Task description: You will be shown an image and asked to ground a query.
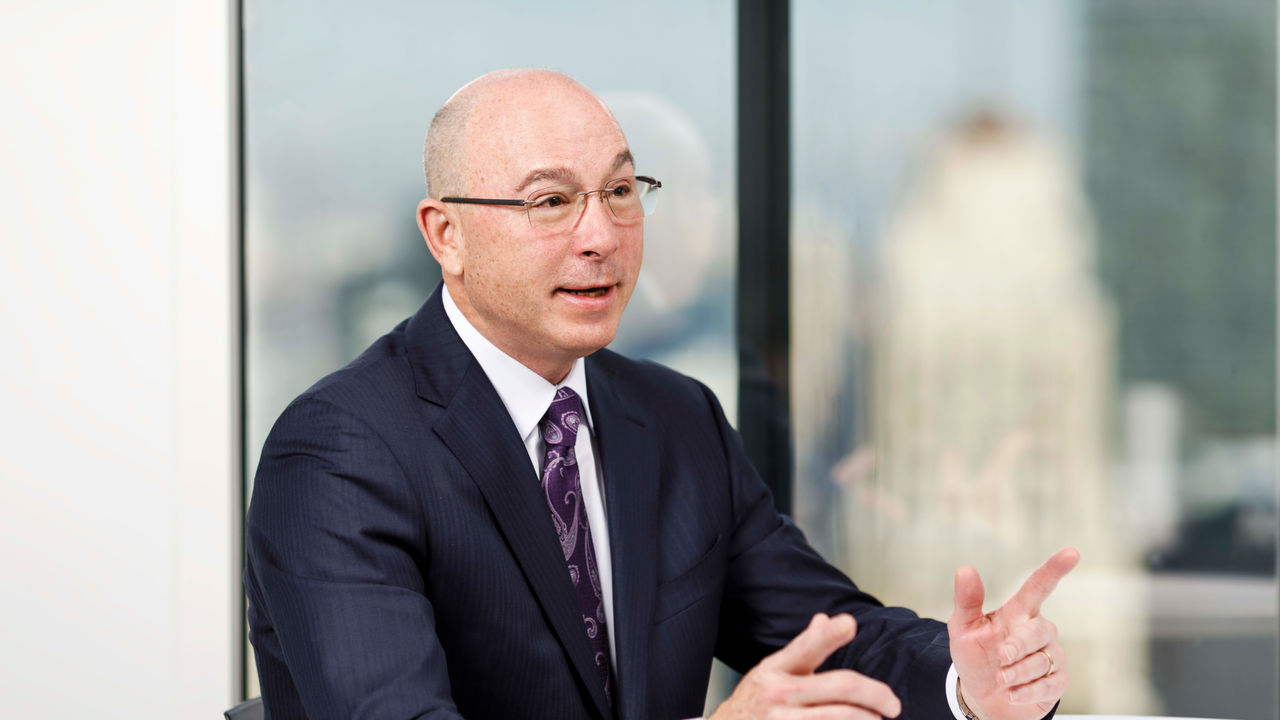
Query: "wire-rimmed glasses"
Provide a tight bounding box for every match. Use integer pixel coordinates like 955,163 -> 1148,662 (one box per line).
440,175 -> 662,232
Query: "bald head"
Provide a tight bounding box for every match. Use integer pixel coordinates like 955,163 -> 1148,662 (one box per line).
422,69 -> 624,199
414,69 -> 644,383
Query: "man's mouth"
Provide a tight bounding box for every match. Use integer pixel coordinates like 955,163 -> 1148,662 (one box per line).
561,286 -> 610,297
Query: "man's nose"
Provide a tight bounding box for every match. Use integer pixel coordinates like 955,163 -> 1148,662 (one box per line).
572,191 -> 621,258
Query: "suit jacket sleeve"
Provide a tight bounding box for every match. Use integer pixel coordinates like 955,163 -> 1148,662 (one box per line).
246,396 -> 463,720
698,382 -> 955,719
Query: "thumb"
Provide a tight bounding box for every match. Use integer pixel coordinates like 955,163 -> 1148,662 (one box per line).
765,613 -> 857,675
951,566 -> 986,628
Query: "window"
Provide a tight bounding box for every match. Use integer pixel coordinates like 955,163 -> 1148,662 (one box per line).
243,3 -> 1277,717
792,2 -> 1277,718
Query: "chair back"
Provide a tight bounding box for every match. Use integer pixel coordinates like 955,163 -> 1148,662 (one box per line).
223,697 -> 264,720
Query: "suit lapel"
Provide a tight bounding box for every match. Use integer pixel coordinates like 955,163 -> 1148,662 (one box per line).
409,288 -> 612,720
587,356 -> 658,720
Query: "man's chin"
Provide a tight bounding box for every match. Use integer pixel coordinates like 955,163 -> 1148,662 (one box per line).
559,327 -> 620,359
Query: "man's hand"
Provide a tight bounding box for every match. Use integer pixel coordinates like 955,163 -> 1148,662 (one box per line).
948,548 -> 1080,720
710,613 -> 902,720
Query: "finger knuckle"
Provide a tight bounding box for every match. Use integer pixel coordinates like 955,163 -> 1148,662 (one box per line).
759,680 -> 794,705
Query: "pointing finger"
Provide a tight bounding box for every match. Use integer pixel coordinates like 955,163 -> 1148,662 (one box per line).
950,565 -> 986,628
1009,547 -> 1079,617
765,613 -> 858,675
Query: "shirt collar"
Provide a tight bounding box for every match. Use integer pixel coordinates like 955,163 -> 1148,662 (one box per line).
442,284 -> 594,441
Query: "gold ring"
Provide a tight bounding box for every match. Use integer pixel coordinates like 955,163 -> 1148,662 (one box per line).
1038,649 -> 1055,678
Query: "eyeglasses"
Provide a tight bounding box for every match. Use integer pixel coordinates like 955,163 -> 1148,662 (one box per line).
440,175 -> 662,232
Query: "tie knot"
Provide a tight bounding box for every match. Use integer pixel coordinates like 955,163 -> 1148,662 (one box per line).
540,387 -> 585,448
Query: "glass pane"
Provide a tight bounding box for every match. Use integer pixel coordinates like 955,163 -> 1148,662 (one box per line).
243,0 -> 737,702
792,2 -> 1276,719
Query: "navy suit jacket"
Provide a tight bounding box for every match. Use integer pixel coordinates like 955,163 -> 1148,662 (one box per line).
246,285 -> 953,720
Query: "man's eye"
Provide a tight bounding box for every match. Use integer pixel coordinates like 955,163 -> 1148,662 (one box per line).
530,193 -> 570,209
609,183 -> 633,198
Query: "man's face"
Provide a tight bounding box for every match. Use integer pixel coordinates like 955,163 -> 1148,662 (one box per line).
448,79 -> 644,380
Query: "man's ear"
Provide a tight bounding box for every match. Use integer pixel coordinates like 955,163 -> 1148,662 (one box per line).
417,198 -> 464,277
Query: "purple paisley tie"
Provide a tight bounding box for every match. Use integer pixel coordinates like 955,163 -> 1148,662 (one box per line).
539,387 -> 612,706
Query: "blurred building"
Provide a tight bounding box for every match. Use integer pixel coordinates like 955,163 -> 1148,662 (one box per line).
840,116 -> 1153,713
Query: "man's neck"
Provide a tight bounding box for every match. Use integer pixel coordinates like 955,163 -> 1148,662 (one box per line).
441,282 -> 573,384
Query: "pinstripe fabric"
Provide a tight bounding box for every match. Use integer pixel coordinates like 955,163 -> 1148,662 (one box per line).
246,284 -> 955,720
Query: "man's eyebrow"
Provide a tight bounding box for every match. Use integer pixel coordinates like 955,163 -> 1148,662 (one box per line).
514,167 -> 575,195
610,150 -> 635,175
511,150 -> 635,195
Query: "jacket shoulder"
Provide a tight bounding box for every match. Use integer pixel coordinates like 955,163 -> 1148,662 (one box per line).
275,319 -> 420,429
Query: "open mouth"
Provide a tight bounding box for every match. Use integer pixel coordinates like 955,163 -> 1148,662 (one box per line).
561,287 -> 610,298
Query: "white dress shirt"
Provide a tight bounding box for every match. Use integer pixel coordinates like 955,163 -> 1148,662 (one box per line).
441,285 -> 963,720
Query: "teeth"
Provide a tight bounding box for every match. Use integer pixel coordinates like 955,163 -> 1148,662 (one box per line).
565,287 -> 607,297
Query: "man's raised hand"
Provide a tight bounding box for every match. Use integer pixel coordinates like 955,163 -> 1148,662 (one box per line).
948,548 -> 1080,720
710,613 -> 902,720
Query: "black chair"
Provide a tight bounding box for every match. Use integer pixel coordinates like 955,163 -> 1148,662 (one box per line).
224,697 -> 264,720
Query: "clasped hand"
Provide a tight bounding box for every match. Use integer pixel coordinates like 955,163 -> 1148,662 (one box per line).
709,548 -> 1078,720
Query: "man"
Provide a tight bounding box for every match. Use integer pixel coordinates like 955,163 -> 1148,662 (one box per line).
246,69 -> 1076,720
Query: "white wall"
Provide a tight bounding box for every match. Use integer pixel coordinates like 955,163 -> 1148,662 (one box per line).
0,1 -> 239,717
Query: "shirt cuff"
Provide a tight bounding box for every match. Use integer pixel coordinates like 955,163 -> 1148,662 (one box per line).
945,663 -> 968,720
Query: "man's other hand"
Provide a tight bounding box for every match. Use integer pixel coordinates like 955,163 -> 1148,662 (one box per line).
948,548 -> 1080,720
709,613 -> 902,720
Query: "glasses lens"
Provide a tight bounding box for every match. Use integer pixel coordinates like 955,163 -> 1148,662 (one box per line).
637,177 -> 660,217
604,176 -> 660,221
525,186 -> 582,228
